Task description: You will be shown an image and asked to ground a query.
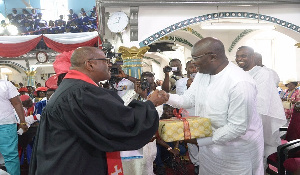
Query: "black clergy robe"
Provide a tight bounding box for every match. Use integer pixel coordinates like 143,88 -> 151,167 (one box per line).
29,78 -> 159,175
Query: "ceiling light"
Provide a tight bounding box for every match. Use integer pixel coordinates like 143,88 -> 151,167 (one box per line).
200,23 -> 275,30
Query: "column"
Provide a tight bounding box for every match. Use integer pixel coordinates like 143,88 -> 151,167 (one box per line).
25,69 -> 37,87
118,46 -> 150,79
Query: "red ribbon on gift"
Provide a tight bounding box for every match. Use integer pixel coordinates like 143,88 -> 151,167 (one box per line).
173,108 -> 192,140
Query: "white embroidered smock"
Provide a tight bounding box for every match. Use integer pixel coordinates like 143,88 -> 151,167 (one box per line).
167,62 -> 264,175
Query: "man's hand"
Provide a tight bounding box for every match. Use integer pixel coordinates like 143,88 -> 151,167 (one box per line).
187,78 -> 194,88
163,66 -> 171,74
134,81 -> 148,99
147,90 -> 169,107
116,69 -> 128,79
18,123 -> 29,133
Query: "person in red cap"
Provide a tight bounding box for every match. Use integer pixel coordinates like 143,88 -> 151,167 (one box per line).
20,95 -> 34,117
33,88 -> 55,116
33,87 -> 48,103
18,87 -> 28,95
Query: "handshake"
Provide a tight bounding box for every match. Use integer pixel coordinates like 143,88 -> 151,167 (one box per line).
147,90 -> 169,107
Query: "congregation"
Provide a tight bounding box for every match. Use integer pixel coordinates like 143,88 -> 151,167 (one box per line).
1,37 -> 300,175
1,7 -> 97,35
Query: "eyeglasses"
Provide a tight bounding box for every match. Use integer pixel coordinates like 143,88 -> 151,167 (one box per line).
85,58 -> 112,64
235,54 -> 249,59
192,53 -> 216,60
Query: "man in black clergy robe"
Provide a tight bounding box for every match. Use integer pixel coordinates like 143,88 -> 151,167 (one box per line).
29,46 -> 168,175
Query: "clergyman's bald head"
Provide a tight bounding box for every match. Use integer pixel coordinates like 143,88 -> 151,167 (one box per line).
71,47 -> 106,68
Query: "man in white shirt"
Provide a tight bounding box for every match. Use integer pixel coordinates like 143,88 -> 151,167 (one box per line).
175,60 -> 197,96
0,80 -> 28,175
162,59 -> 184,94
236,46 -> 287,167
253,52 -> 280,87
110,64 -> 137,97
165,37 -> 264,175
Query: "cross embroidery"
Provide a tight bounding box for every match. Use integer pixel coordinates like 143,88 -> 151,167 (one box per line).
111,165 -> 122,175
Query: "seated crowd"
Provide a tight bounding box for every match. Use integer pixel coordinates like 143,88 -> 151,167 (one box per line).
3,7 -> 97,35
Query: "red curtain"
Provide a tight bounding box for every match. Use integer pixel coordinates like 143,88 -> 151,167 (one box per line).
43,36 -> 99,53
0,36 -> 42,57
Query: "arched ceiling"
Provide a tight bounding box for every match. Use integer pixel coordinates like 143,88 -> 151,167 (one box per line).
139,12 -> 300,47
0,61 -> 27,73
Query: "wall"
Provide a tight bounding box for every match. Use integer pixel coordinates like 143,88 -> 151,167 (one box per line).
136,5 -> 300,43
67,0 -> 96,14
0,0 -> 40,16
103,4 -> 300,81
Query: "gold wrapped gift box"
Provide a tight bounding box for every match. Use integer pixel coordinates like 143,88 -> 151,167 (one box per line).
158,117 -> 213,142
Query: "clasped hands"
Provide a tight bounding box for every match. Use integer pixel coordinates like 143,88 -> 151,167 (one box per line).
147,90 -> 169,107
133,80 -> 169,106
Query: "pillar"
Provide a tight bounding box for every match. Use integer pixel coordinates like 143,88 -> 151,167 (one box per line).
118,46 -> 150,79
25,69 -> 37,87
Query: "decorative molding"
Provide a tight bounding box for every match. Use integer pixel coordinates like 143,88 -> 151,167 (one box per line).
159,36 -> 193,48
118,46 -> 150,79
118,46 -> 150,59
0,60 -> 27,73
139,12 -> 300,47
25,71 -> 37,76
130,6 -> 139,41
181,27 -> 204,39
121,64 -> 143,68
143,56 -> 161,65
228,29 -> 254,52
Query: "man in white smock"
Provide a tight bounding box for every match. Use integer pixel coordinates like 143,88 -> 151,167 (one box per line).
236,46 -> 286,166
165,37 -> 264,175
253,52 -> 280,88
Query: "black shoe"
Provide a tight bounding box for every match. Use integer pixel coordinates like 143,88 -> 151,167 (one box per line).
194,165 -> 199,175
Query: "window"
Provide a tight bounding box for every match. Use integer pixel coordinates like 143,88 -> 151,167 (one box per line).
40,0 -> 68,22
